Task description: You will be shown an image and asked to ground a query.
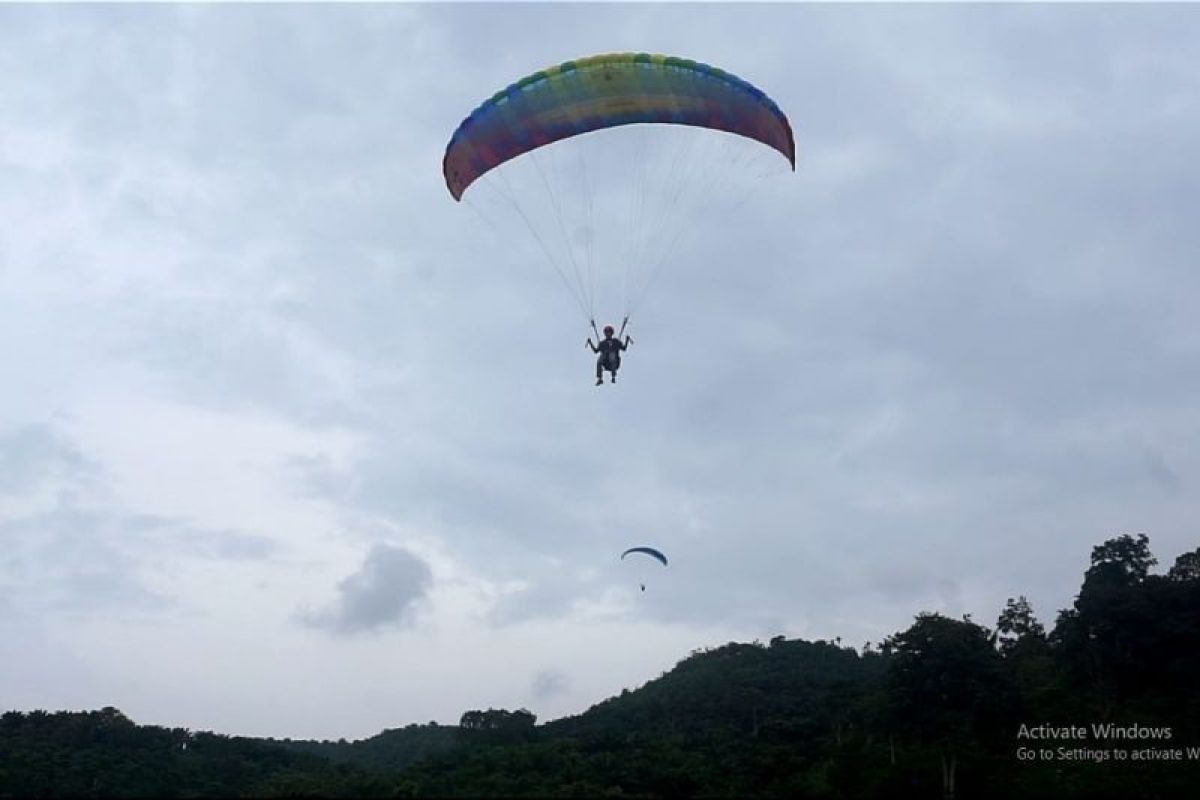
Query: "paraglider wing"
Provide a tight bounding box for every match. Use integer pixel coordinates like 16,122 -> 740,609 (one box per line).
621,546 -> 668,567
443,52 -> 796,200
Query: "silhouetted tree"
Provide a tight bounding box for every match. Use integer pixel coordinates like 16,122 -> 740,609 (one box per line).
884,613 -> 1012,800
1167,547 -> 1200,582
995,596 -> 1046,656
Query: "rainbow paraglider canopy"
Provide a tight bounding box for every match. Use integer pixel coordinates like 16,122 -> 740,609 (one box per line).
443,52 -> 795,201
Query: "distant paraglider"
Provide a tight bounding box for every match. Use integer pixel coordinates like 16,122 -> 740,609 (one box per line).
622,546 -> 668,592
621,546 -> 669,566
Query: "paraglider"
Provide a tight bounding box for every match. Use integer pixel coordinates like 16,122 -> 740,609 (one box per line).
587,321 -> 632,385
622,546 -> 668,591
443,53 -> 795,380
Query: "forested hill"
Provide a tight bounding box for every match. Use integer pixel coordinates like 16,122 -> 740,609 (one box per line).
544,637 -> 884,742
0,707 -> 392,797
4,534 -> 1200,798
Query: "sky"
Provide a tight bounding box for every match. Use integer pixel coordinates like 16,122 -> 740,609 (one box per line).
2,3 -> 1199,741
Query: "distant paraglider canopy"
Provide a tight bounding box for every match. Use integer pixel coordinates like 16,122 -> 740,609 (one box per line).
621,546 -> 669,567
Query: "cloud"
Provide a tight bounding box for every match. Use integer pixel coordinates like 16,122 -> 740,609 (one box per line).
0,419 -> 283,618
531,669 -> 569,702
2,504 -> 282,616
301,544 -> 432,635
1,506 -> 171,615
0,424 -> 98,502
1142,448 -> 1181,495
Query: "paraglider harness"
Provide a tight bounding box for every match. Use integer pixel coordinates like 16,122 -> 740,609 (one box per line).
588,318 -> 632,381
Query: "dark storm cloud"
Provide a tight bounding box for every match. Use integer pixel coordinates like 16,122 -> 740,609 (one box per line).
301,544 -> 433,635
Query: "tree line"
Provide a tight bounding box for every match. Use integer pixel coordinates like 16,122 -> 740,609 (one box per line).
3,534 -> 1198,798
